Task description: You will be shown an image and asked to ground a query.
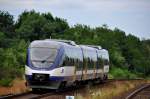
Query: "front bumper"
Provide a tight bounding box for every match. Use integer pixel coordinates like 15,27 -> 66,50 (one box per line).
25,74 -> 64,89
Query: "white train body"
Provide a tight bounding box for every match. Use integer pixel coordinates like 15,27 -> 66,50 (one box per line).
25,39 -> 109,89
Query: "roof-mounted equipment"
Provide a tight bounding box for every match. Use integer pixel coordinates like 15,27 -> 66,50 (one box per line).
45,39 -> 77,46
80,45 -> 102,49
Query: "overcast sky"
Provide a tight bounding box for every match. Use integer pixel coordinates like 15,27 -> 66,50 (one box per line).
0,0 -> 150,39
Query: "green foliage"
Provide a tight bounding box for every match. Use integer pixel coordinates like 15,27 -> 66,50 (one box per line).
15,10 -> 69,41
0,32 -> 5,47
110,67 -> 138,79
0,10 -> 150,86
0,11 -> 15,38
0,78 -> 13,87
0,37 -> 26,86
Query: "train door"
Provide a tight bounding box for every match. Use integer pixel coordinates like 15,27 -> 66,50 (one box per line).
93,49 -> 98,80
82,57 -> 88,80
101,49 -> 110,80
81,47 -> 88,81
102,50 -> 109,77
97,50 -> 104,79
101,57 -> 105,79
71,48 -> 77,82
93,59 -> 96,79
73,48 -> 83,82
73,58 -> 76,82
95,50 -> 99,79
75,59 -> 83,81
75,58 -> 79,81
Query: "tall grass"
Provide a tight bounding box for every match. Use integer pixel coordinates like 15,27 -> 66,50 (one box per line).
76,80 -> 148,99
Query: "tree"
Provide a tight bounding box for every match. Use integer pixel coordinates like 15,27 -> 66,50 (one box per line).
15,10 -> 69,41
0,11 -> 15,38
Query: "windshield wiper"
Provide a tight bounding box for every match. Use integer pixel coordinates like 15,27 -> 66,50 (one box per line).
41,54 -> 53,63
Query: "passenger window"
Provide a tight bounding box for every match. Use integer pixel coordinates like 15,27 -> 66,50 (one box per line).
66,57 -> 69,66
104,59 -> 109,65
68,57 -> 71,66
79,60 -> 83,70
71,58 -> 74,66
62,57 -> 66,66
91,59 -> 94,69
98,58 -> 103,69
76,59 -> 82,70
84,58 -> 87,69
87,58 -> 93,69
62,56 -> 70,66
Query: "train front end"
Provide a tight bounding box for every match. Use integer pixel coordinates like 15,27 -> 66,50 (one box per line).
25,40 -> 64,90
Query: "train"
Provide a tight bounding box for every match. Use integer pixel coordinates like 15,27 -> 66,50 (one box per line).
25,39 -> 109,90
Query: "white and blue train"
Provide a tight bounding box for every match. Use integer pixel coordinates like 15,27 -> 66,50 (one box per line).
25,39 -> 109,90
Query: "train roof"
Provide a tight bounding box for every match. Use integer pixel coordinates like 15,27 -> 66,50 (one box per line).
30,39 -> 107,51
80,45 -> 102,50
79,45 -> 97,51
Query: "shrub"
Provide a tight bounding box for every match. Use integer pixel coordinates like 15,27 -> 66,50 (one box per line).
110,67 -> 138,79
0,78 -> 13,87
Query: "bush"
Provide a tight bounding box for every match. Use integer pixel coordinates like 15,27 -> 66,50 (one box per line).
0,78 -> 13,87
110,67 -> 138,79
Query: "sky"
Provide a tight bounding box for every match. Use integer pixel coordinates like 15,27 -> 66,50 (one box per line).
0,0 -> 150,39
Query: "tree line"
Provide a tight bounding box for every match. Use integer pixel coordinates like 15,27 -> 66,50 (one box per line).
0,10 -> 150,86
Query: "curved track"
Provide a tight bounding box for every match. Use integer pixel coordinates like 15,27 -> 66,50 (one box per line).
0,91 -> 57,99
126,84 -> 150,99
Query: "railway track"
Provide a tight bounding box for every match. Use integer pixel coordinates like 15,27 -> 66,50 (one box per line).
126,84 -> 150,99
0,79 -> 145,99
0,90 -> 58,99
0,86 -> 79,99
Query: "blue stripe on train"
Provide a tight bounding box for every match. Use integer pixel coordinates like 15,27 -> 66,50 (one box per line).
25,75 -> 64,81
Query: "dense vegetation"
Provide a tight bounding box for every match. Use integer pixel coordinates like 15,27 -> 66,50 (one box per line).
0,10 -> 150,86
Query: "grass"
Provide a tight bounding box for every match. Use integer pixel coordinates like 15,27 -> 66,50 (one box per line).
75,80 -> 149,99
74,67 -> 146,99
0,78 -> 29,96
0,78 -> 13,87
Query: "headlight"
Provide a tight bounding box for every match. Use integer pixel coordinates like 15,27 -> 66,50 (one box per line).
33,73 -> 49,81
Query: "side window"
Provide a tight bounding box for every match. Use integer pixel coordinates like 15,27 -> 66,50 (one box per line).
62,56 -> 70,67
68,57 -> 71,66
79,59 -> 83,70
62,56 -> 66,66
87,58 -> 93,69
90,59 -> 92,69
73,58 -> 76,66
97,57 -> 99,69
98,57 -> 103,69
74,58 -> 76,66
104,59 -> 109,65
66,57 -> 69,66
84,57 -> 87,69
91,59 -> 94,69
75,58 -> 83,71
71,58 -> 74,66
76,59 -> 78,69
87,58 -> 90,69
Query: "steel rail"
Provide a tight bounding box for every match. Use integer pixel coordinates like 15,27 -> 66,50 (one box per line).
0,79 -> 145,99
0,92 -> 32,99
125,84 -> 150,99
